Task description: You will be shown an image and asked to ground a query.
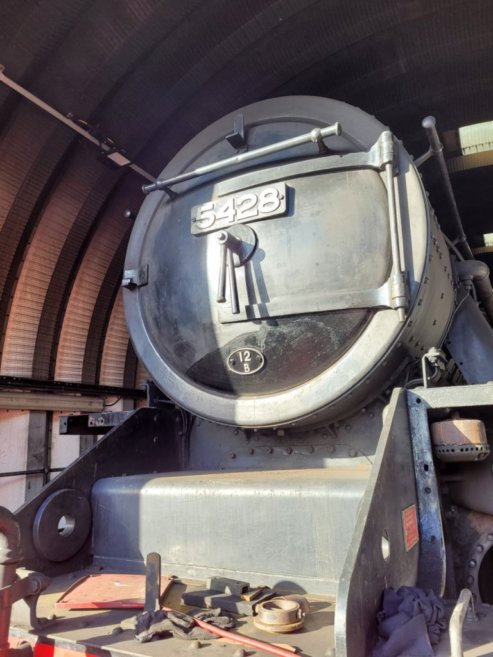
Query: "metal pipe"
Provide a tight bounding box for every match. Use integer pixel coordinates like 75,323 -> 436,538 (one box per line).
422,117 -> 473,260
456,260 -> 493,325
161,606 -> 299,657
0,468 -> 63,478
0,507 -> 22,657
0,65 -> 155,183
449,588 -> 474,657
143,123 -> 342,194
0,375 -> 145,399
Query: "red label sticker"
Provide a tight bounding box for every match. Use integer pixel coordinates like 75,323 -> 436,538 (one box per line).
402,504 -> 419,551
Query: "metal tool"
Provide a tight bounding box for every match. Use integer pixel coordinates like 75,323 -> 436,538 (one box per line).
144,552 -> 161,613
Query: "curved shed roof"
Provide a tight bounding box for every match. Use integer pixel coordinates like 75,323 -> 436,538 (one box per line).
0,0 -> 492,389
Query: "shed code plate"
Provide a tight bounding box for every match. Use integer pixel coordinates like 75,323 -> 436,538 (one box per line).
226,347 -> 265,375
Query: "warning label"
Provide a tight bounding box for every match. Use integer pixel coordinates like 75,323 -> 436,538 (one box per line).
402,504 -> 419,551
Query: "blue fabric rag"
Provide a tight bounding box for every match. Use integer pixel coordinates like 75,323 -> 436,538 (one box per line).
372,586 -> 446,657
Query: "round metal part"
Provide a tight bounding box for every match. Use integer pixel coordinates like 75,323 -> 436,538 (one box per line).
224,224 -> 258,267
431,419 -> 489,462
254,598 -> 304,633
226,347 -> 265,376
278,595 -> 310,615
124,96 -> 455,428
33,489 -> 92,562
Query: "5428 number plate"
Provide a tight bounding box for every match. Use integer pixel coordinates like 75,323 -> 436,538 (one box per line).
191,182 -> 287,234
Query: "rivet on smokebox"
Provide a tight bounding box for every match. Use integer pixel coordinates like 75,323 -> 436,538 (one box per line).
430,418 -> 489,462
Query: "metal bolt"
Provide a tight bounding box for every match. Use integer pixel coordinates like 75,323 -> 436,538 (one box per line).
234,429 -> 239,435
276,429 -> 285,437
469,559 -> 477,569
348,448 -> 357,457
488,533 -> 493,541
285,447 -> 293,455
248,448 -> 254,455
266,447 -> 273,454
369,411 -> 374,419
230,452 -> 236,459
345,424 -> 351,432
476,545 -> 484,553
322,432 -> 329,439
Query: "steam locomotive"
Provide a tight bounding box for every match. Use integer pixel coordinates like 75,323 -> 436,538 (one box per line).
6,96 -> 493,657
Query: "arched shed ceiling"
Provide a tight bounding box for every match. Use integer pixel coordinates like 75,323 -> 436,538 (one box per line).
0,0 -> 492,390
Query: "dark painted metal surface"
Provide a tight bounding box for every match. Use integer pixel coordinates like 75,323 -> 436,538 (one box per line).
14,408 -> 179,576
335,390 -> 419,657
59,411 -> 132,435
32,490 -> 92,562
0,376 -> 145,399
124,96 -> 454,428
446,295 -> 493,384
407,391 -> 446,596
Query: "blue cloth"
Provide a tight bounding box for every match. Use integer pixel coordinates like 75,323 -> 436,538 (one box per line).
372,586 -> 446,657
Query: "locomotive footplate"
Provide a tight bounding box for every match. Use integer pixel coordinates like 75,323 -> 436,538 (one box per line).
9,572 -> 493,657
10,572 -> 336,657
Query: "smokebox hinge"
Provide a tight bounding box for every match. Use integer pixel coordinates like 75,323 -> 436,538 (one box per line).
122,265 -> 148,289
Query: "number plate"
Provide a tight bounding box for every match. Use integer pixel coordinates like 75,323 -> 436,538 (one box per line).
191,182 -> 287,234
